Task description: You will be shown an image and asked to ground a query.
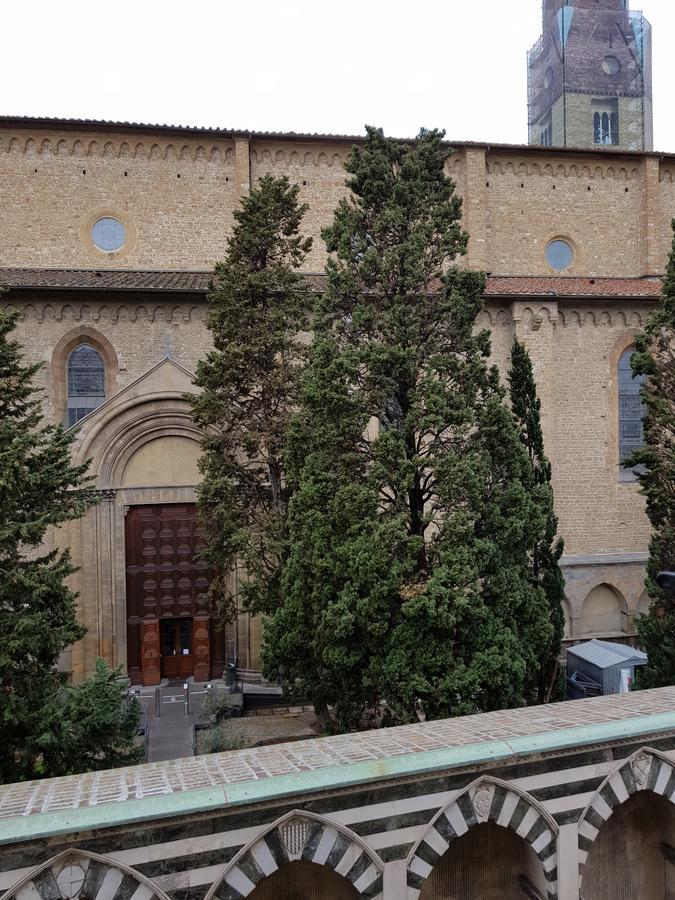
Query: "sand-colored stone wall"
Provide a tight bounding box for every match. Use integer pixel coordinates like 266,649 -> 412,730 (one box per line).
1,124 -> 674,277
9,292 -> 652,560
3,122 -> 672,676
0,129 -> 237,269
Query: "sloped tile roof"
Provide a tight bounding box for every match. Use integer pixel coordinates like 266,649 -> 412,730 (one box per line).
0,268 -> 212,292
1,116 -> 673,159
0,268 -> 663,299
484,276 -> 662,298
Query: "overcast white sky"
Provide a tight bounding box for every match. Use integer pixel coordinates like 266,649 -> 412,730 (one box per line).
4,0 -> 674,149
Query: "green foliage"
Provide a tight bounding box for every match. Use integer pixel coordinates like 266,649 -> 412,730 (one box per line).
190,175 -> 312,620
0,304 -> 100,782
508,339 -> 565,703
264,128 -> 553,731
629,221 -> 675,688
0,308 -> 141,782
196,726 -> 247,755
43,659 -> 143,776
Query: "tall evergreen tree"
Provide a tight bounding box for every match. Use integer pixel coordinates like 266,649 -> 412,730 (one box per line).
190,175 -> 312,620
629,222 -> 675,688
0,305 -> 95,781
264,128 -> 552,730
508,339 -> 565,703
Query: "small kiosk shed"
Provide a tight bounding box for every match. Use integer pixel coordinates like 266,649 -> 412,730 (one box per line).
566,639 -> 648,698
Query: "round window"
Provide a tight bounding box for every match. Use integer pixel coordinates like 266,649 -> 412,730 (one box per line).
546,239 -> 573,271
602,55 -> 621,75
92,216 -> 126,252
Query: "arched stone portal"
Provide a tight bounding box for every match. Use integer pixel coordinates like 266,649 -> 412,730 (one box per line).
205,811 -> 384,900
406,777 -> 558,899
61,358 -> 233,682
579,748 -> 675,899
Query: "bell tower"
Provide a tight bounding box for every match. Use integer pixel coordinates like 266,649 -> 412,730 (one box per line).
528,0 -> 652,150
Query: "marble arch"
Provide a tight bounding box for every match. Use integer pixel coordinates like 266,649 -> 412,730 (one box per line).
577,747 -> 675,869
1,848 -> 170,900
406,776 -> 558,899
204,810 -> 384,900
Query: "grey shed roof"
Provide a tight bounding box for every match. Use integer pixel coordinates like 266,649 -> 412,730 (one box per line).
568,639 -> 648,669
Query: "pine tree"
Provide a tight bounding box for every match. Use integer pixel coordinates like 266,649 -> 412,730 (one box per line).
264,128 -> 552,730
508,339 -> 565,703
190,175 -> 312,620
0,305 -> 98,781
629,221 -> 675,688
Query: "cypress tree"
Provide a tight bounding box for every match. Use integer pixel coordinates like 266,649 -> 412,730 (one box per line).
508,339 -> 565,703
190,175 -> 312,619
264,128 -> 552,730
0,305 -> 98,781
629,222 -> 675,688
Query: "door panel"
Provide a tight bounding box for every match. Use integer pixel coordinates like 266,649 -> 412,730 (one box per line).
125,504 -> 214,685
160,618 -> 193,680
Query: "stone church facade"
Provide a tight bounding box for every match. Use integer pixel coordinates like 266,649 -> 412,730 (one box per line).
0,116 -> 672,684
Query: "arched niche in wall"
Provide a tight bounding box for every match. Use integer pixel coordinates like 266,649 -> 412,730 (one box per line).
636,590 -> 652,620
579,583 -> 627,636
119,434 -> 202,487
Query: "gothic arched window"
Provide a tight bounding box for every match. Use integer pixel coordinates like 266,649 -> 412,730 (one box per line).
67,344 -> 105,426
618,348 -> 646,469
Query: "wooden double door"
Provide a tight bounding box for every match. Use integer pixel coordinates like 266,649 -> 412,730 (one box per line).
125,504 -> 225,685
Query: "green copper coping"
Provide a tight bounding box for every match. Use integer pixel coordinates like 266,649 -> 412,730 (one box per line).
1,709 -> 674,845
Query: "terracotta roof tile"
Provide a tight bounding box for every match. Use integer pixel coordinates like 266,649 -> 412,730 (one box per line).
0,268 -> 662,299
484,276 -> 662,298
0,268 -> 212,292
1,116 -> 673,158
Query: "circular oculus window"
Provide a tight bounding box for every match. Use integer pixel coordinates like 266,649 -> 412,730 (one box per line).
602,55 -> 621,75
92,216 -> 126,252
546,239 -> 574,271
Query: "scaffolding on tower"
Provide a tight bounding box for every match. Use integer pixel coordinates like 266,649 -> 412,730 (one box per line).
527,1 -> 652,150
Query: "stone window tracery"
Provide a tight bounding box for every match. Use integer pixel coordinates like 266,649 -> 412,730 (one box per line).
618,347 -> 646,474
67,344 -> 105,426
593,107 -> 619,145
